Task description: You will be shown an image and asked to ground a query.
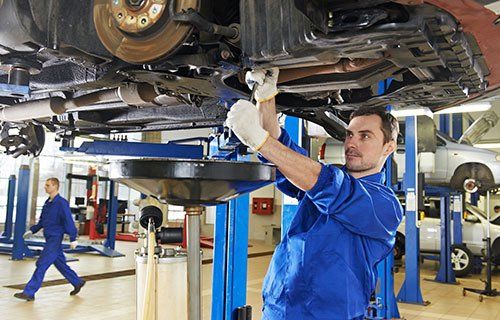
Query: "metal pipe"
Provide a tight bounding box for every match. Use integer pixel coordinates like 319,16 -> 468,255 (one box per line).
277,58 -> 383,83
0,97 -> 66,122
186,206 -> 202,320
0,84 -> 158,122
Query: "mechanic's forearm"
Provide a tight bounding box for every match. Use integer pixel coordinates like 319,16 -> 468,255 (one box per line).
257,98 -> 281,139
259,136 -> 322,191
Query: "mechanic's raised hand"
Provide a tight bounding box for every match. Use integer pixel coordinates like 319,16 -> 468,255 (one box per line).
245,67 -> 279,103
226,99 -> 270,151
23,230 -> 33,239
70,241 -> 78,249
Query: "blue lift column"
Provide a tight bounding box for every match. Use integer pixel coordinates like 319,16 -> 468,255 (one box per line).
211,133 -> 252,320
1,175 -> 16,241
100,180 -> 124,257
434,195 -> 457,284
452,195 -> 463,245
281,116 -> 302,237
397,116 -> 428,305
11,165 -> 35,260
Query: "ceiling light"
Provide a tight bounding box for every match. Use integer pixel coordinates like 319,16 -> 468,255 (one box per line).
435,103 -> 491,115
390,107 -> 433,118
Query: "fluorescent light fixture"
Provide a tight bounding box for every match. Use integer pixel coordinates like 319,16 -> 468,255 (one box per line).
473,143 -> 500,149
435,102 -> 491,115
390,107 -> 433,118
485,1 -> 500,15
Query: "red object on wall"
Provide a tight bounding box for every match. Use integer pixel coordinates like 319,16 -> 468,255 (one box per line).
252,197 -> 274,215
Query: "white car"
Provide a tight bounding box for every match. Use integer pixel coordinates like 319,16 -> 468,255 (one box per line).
319,131 -> 500,191
395,202 -> 500,277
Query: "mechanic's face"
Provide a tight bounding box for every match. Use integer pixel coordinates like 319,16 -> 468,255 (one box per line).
44,180 -> 58,195
344,115 -> 396,176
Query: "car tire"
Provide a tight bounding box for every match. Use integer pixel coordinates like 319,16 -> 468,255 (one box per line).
451,244 -> 474,277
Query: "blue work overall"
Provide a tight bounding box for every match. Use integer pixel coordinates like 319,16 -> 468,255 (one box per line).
23,194 -> 83,298
259,129 -> 403,320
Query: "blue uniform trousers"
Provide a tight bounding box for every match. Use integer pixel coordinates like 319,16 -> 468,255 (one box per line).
23,235 -> 82,297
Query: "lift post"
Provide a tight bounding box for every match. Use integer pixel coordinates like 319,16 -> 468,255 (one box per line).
396,116 -> 428,305
210,131 -> 252,320
11,165 -> 35,260
452,195 -> 463,245
434,194 -> 457,284
0,175 -> 16,241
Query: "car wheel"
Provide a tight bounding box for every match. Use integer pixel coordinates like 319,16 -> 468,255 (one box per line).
451,244 -> 473,277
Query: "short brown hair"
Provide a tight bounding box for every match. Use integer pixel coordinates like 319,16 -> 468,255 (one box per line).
350,106 -> 399,143
46,178 -> 60,189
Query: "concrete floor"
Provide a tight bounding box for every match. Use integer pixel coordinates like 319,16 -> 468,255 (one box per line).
0,239 -> 499,320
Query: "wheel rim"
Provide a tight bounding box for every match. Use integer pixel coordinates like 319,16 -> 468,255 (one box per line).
451,248 -> 469,271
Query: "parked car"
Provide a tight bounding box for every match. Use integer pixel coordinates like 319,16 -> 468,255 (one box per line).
319,130 -> 500,191
395,201 -> 500,277
0,1 -> 499,157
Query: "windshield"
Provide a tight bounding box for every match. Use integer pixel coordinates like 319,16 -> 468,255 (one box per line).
436,131 -> 459,143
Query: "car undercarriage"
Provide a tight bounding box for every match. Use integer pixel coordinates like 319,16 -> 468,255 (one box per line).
0,0 -> 498,157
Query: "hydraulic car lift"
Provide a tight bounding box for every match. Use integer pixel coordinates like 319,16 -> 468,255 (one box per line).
422,186 -> 463,285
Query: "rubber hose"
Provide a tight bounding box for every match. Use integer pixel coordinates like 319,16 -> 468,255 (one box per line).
141,229 -> 156,320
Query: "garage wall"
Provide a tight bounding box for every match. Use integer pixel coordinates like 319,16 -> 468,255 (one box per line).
248,184 -> 283,241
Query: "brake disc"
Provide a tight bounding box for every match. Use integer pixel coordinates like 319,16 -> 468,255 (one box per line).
93,0 -> 200,64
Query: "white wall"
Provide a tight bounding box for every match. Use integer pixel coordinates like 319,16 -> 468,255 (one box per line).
248,184 -> 283,241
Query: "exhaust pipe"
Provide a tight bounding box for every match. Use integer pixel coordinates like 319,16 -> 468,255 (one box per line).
0,84 -> 158,122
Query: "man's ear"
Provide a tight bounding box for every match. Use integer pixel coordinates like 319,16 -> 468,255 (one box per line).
383,140 -> 396,156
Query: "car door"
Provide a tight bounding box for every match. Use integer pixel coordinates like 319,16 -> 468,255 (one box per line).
393,134 -> 448,184
461,212 -> 486,255
420,201 -> 441,251
428,135 -> 448,182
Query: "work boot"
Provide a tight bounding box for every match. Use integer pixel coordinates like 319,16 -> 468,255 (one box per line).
70,280 -> 86,296
13,292 -> 34,301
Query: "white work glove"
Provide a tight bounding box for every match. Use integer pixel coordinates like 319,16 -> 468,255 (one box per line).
226,100 -> 270,151
70,241 -> 78,249
245,67 -> 279,103
23,230 -> 33,239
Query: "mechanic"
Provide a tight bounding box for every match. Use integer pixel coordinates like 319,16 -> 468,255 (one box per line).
226,68 -> 403,319
14,178 -> 85,301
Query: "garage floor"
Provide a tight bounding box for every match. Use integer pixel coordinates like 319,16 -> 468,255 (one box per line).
0,239 -> 499,320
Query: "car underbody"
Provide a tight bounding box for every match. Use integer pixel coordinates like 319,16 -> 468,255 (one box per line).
0,0 -> 498,156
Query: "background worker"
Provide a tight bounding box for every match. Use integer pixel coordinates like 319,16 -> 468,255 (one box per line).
14,178 -> 85,301
226,68 -> 403,319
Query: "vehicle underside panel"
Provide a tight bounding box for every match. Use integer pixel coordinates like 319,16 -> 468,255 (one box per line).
0,0 -> 497,156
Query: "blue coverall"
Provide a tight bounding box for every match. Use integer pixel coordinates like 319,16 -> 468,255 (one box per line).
260,129 -> 403,320
23,194 -> 83,298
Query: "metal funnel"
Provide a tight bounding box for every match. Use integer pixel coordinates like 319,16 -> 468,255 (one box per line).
109,159 -> 276,206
